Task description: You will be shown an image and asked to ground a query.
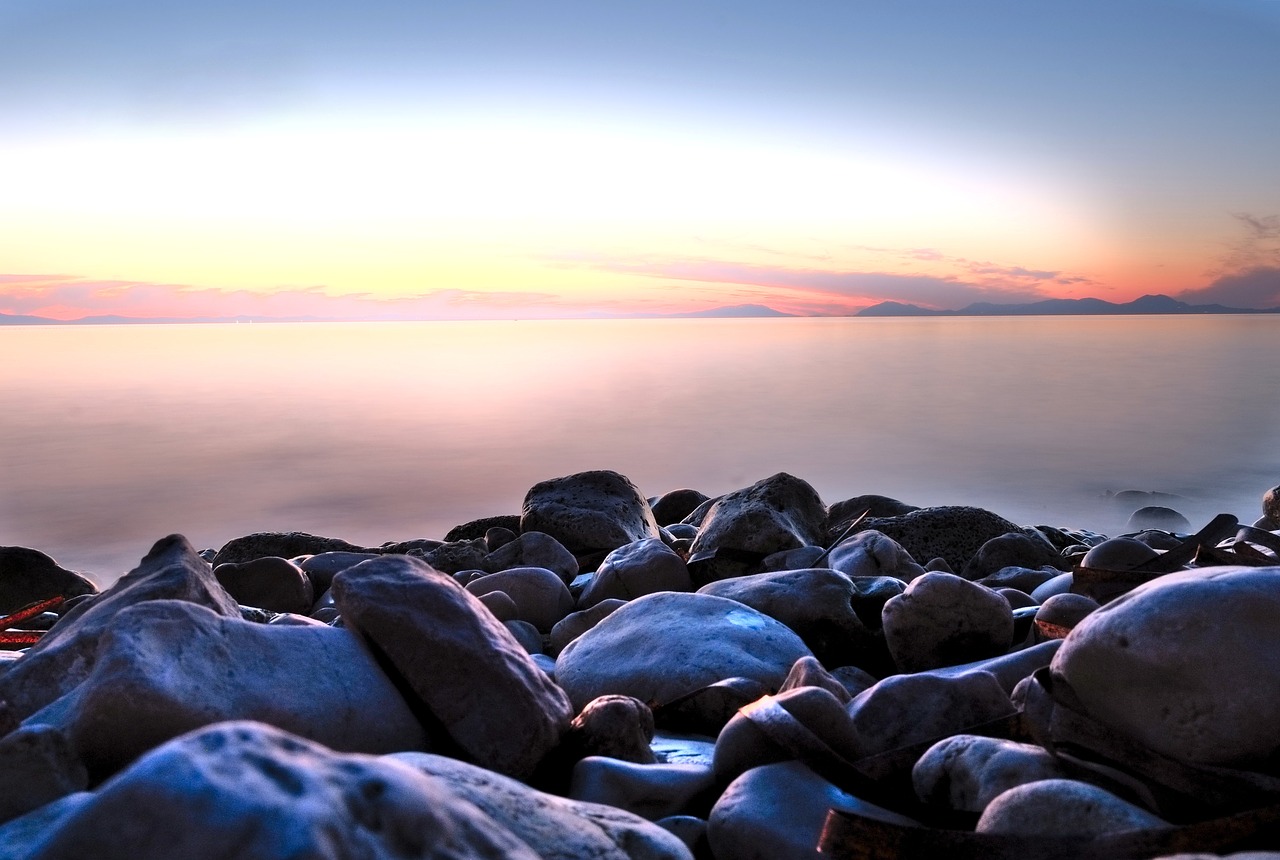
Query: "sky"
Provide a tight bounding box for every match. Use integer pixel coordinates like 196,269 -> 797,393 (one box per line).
2,0 -> 1279,319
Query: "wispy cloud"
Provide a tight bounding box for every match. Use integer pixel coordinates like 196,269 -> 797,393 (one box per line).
1177,266 -> 1280,309
1176,213 -> 1280,309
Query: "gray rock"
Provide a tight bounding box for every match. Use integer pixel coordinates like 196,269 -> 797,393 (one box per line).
580,538 -> 692,608
21,599 -> 427,779
550,599 -> 627,656
0,534 -> 241,732
830,665 -> 878,698
483,531 -> 579,583
521,470 -> 661,556
1127,506 -> 1192,533
0,547 -> 97,616
848,575 -> 907,630
1051,565 -> 1280,766
698,568 -> 875,668
486,526 -> 518,551
913,734 -> 1069,812
996,587 -> 1038,609
505,619 -> 545,654
297,551 -> 380,595
331,554 -> 573,780
478,589 -> 519,622
210,531 -> 369,567
556,591 -> 812,712
708,761 -> 918,860
853,506 -> 1023,574
961,531 -> 1065,580
687,473 -> 827,584
976,778 -> 1167,836
926,640 -> 1062,694
826,530 -> 926,582
713,686 -> 860,785
846,671 -> 1014,759
1031,571 -> 1074,602
759,546 -> 826,572
464,566 -> 575,632
392,751 -> 694,860
213,556 -> 313,614
570,757 -> 716,821
881,572 -> 1014,673
26,721 -> 544,860
0,725 -> 87,824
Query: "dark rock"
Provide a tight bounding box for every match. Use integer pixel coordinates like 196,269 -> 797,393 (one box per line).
570,757 -> 716,821
713,686 -> 860,785
483,531 -> 579,583
580,538 -> 691,608
961,531 -> 1066,580
332,554 -> 572,780
210,531 -> 368,567
0,547 -> 97,617
444,514 -> 522,542
520,470 -> 661,556
213,556 -> 313,614
465,566 -> 575,632
550,599 -> 627,656
650,489 -> 711,527
778,655 -> 853,704
827,494 -> 919,534
913,735 -> 1069,813
485,526 -> 518,552
976,779 -> 1167,836
564,695 -> 656,764
975,565 -> 1060,594
847,671 -> 1014,759
826,530 -> 926,582
881,572 -> 1014,673
415,538 -> 490,574
853,506 -> 1022,574
1034,593 -> 1099,637
1126,505 -> 1191,533
0,725 -> 87,824
296,551 -> 379,595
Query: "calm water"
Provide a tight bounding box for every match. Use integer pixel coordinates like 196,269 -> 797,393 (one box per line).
3,316 -> 1279,584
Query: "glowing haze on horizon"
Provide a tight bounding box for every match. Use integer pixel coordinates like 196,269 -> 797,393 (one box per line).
2,0 -> 1279,320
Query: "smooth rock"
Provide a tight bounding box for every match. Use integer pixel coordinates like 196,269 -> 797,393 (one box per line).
556,591 -> 812,713
848,575 -> 907,630
0,547 -> 97,616
1082,537 -> 1160,570
550,599 -> 627,656
686,473 -> 827,584
713,687 -> 860,785
882,572 -> 1014,673
465,566 -> 575,631
654,816 -> 708,858
210,531 -> 368,567
0,535 -> 241,731
213,556 -> 313,614
444,514 -> 522,542
483,531 -> 579,583
21,599 -> 427,779
830,664 -> 878,698
417,538 -> 490,574
708,761 -> 918,860
1035,592 -> 1100,636
0,725 -> 87,824
478,589 -> 519,622
913,734 -> 1069,812
846,671 -> 1014,759
1030,571 -> 1074,602
332,554 -> 573,780
571,757 -> 716,821
27,721 -> 543,860
778,655 -> 853,704
485,526 -> 517,551
651,678 -> 769,736
927,639 -> 1062,694
852,506 -> 1022,575
698,568 -> 875,668
977,565 -> 1062,594
505,619 -> 545,654
393,751 -> 694,860
826,530 -> 926,582
1127,506 -> 1192,533
827,495 -> 919,533
996,587 -> 1038,609
581,538 -> 692,608
1051,565 -> 1280,766
759,546 -> 826,572
521,470 -> 661,556
297,551 -> 380,595
650,489 -> 711,527
961,531 -> 1065,580
976,779 -> 1168,836
565,695 -> 657,764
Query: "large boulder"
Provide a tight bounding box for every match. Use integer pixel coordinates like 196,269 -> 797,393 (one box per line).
20,599 -> 427,779
210,531 -> 370,567
556,592 -> 812,712
580,538 -> 692,608
686,473 -> 827,584
0,547 -> 97,616
1051,565 -> 1280,766
826,530 -> 926,582
0,535 -> 240,731
13,721 -> 544,860
521,471 -> 661,556
697,569 -> 876,669
331,554 -> 573,780
881,572 -> 1014,673
852,507 -> 1022,574
213,556 -> 313,614
482,531 -> 579,583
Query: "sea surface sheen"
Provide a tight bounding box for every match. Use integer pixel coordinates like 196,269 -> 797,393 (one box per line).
3,315 -> 1278,583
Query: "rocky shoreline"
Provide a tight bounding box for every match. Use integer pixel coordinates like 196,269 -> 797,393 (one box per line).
1,470 -> 1279,859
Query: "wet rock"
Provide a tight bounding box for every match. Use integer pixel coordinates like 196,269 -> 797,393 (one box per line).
826,530 -> 926,582
650,489 -> 711,527
580,538 -> 692,608
27,721 -> 543,860
926,640 -> 1062,694
976,779 -> 1167,836
0,724 -> 87,824
564,695 -> 657,764
392,751 -> 694,860
847,671 -> 1014,759
1035,592 -> 1099,637
521,470 -> 661,556
0,547 -> 97,616
961,531 -> 1065,580
848,576 -> 907,630
464,566 -> 575,632
570,757 -> 716,821
686,473 -> 827,584
556,591 -> 812,712
210,531 -> 368,567
1127,506 -> 1192,533
881,572 -> 1014,673
708,761 -> 918,860
853,506 -> 1022,574
1052,565 -> 1280,766
21,599 -> 427,779
913,734 -> 1069,812
483,531 -> 579,583
0,535 -> 241,731
698,568 -> 875,668
332,554 -> 572,780
213,556 -> 313,614
650,677 -> 769,736
550,599 -> 627,656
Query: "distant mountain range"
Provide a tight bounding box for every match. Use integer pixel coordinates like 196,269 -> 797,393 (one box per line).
856,294 -> 1280,317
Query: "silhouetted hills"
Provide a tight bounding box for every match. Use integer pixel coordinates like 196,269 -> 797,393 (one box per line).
856,294 -> 1279,317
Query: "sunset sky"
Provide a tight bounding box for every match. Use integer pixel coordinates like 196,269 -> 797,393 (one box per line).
2,0 -> 1279,319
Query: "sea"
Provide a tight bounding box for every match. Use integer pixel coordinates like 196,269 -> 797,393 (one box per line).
4,315 -> 1279,585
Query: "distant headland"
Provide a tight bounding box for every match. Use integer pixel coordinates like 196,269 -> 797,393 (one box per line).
855,294 -> 1280,317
